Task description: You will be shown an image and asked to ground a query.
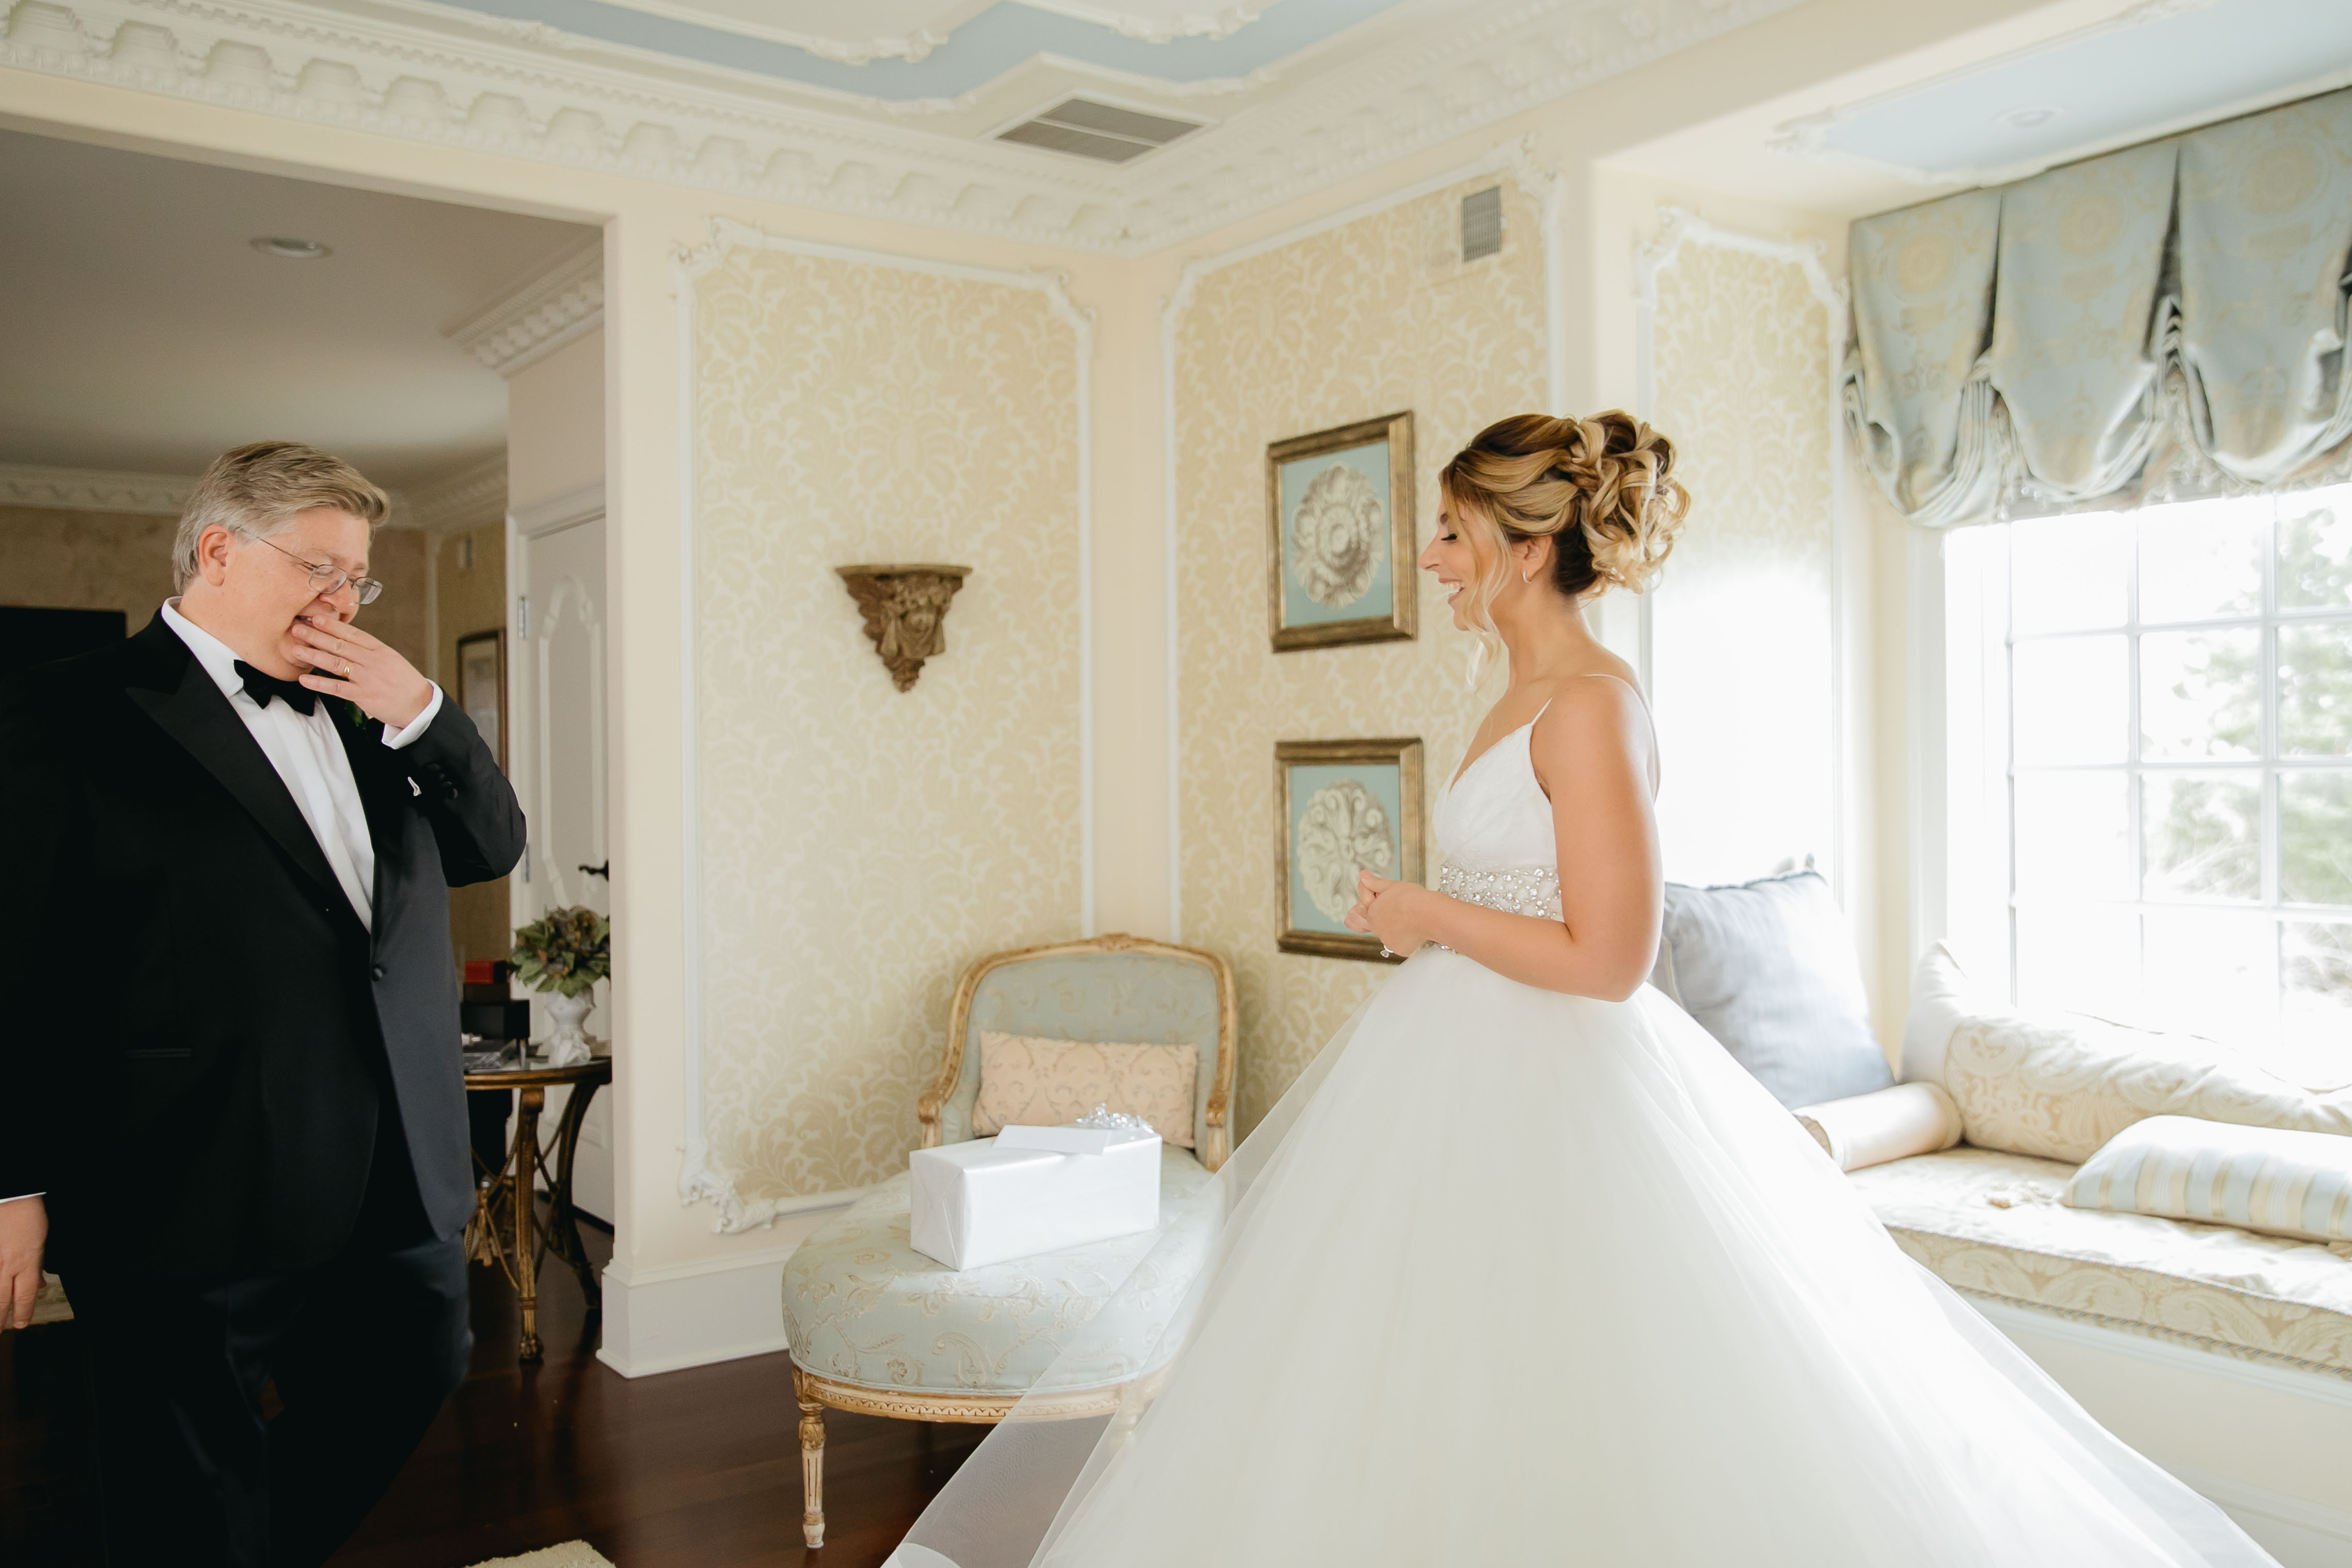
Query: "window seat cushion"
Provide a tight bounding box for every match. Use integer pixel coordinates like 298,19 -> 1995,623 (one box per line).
1850,1144 -> 2352,1379
1903,945 -> 2352,1165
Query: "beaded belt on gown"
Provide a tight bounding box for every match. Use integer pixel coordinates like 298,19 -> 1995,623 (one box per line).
1439,863 -> 1563,918
1416,864 -> 1562,953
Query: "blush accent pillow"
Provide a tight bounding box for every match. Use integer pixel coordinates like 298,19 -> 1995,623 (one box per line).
971,1033 -> 1199,1149
2065,1115 -> 2352,1244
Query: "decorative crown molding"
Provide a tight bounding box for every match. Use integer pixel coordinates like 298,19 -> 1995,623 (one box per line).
400,453 -> 507,530
445,236 -> 603,377
0,460 -> 193,514
0,0 -> 1796,256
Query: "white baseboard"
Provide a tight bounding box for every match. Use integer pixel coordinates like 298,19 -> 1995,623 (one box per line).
2172,1463 -> 2352,1568
1967,1296 -> 2352,1410
596,1201 -> 850,1379
1970,1297 -> 2352,1568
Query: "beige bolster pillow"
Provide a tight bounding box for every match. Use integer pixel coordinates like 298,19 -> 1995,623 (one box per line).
1794,1082 -> 1965,1173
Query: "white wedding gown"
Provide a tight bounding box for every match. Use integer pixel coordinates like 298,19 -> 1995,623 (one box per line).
893,716 -> 2278,1568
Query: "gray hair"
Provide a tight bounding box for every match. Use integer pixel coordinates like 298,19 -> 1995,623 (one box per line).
172,441 -> 390,591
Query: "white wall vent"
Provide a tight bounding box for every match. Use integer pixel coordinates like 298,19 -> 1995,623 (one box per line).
1461,186 -> 1504,262
996,98 -> 1205,164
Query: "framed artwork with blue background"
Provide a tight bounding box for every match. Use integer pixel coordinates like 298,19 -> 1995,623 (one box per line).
1275,737 -> 1425,962
1266,411 -> 1415,651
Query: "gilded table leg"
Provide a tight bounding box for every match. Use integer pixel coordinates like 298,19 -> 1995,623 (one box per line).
513,1085 -> 545,1364
796,1373 -> 827,1548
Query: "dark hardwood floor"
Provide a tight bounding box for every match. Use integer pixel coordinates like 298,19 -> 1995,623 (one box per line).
1,1218 -> 982,1567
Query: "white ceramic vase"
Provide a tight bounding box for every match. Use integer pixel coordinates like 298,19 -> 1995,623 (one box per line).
542,991 -> 594,1067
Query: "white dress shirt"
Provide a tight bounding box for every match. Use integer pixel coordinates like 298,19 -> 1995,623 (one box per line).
160,598 -> 442,930
2,606 -> 443,1207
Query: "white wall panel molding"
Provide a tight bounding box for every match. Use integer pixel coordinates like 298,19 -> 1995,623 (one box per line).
0,460 -> 192,514
0,0 -> 1793,255
671,218 -> 1094,1234
1158,135 -> 1561,943
445,236 -> 603,379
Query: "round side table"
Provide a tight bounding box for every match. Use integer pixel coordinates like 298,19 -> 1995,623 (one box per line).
462,1050 -> 613,1363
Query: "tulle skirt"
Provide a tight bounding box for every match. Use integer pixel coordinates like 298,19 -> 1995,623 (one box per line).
892,948 -> 2277,1567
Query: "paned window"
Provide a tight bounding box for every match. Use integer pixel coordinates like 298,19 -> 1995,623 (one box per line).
1943,485 -> 2352,1079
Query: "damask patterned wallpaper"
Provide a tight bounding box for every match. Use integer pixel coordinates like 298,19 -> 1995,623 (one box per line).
1645,240 -> 1838,889
691,244 -> 1085,1205
1174,177 -> 1550,1135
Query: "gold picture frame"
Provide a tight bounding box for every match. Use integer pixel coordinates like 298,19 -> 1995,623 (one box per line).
1266,411 -> 1416,651
1274,737 -> 1425,962
455,628 -> 506,773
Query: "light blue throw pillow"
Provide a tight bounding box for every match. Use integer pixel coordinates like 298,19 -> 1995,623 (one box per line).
1647,869 -> 1892,1110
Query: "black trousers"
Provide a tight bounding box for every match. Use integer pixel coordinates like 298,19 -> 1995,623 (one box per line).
59,1119 -> 472,1568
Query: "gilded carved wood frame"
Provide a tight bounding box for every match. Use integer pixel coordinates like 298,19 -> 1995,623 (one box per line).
917,931 -> 1241,1173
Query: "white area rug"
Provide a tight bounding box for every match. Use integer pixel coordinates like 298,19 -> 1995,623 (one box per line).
464,1544 -> 614,1568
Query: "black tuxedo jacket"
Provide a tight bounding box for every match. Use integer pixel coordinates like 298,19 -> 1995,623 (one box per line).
0,613 -> 526,1280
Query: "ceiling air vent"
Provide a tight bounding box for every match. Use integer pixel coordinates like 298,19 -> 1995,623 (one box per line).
996,98 -> 1205,164
1461,186 -> 1504,262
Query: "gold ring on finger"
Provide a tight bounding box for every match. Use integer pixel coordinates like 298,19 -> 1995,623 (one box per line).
344,660 -> 354,677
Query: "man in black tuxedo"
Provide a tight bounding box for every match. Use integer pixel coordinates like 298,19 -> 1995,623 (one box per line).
0,441 -> 526,1566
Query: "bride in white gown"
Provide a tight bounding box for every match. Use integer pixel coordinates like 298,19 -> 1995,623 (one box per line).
892,413 -> 2278,1568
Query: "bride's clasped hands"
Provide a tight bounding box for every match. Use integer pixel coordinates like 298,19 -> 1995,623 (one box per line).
1341,868 -> 1429,956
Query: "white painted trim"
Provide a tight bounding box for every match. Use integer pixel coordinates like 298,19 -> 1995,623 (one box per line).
669,219 -> 1094,1232
445,237 -> 606,380
1967,1295 -> 2352,1410
2170,1461 -> 2352,1553
0,461 -> 191,515
1907,524 -> 1949,963
1158,137 -> 1560,946
1629,206 -> 1851,899
1159,259 -> 1195,945
594,1200 -> 854,1376
511,478 -> 608,538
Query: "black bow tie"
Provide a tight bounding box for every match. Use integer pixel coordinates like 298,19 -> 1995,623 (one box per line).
233,660 -> 317,716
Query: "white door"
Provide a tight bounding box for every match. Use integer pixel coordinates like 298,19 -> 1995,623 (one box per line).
510,490 -> 611,1222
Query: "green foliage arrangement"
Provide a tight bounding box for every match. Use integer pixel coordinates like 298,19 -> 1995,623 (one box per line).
511,906 -> 610,999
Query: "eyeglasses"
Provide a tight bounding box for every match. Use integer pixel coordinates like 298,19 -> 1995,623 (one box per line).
257,535 -> 384,605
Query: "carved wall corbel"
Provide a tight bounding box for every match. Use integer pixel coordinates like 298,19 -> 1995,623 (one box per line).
836,564 -> 971,691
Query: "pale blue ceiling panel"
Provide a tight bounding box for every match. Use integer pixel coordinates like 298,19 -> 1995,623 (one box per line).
430,0 -> 1410,102
1824,0 -> 2352,176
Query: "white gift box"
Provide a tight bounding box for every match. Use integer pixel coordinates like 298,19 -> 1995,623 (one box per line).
908,1127 -> 1162,1271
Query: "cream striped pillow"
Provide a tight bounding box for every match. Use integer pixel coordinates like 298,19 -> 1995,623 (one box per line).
2064,1115 -> 2352,1244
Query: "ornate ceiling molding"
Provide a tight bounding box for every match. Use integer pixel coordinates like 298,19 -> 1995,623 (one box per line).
1036,0 -> 1269,44
576,0 -> 969,64
0,0 -> 1797,254
0,460 -> 193,513
445,234 -> 603,376
400,452 -> 507,529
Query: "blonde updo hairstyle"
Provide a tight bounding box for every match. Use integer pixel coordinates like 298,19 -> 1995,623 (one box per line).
1439,410 -> 1690,679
